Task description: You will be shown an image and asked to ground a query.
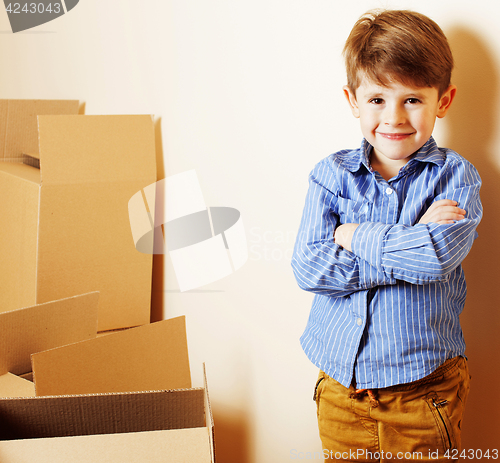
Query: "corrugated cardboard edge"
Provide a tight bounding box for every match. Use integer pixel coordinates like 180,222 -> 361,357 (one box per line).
0,367 -> 214,461
0,387 -> 205,439
203,363 -> 216,463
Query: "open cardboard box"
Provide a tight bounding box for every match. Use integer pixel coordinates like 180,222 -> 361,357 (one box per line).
0,100 -> 157,331
0,298 -> 215,462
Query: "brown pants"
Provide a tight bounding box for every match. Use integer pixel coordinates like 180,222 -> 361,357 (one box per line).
314,357 -> 470,462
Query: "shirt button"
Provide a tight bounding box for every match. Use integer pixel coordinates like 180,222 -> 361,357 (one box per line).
386,187 -> 393,195
356,318 -> 363,326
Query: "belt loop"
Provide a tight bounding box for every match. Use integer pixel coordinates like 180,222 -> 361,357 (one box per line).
349,389 -> 379,408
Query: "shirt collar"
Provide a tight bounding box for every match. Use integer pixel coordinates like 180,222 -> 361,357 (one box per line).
340,136 -> 446,173
409,137 -> 446,167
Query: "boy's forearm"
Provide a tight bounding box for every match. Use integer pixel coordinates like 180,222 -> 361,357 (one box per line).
336,162 -> 482,286
292,164 -> 398,295
335,199 -> 467,253
350,215 -> 480,285
292,224 -> 397,296
292,243 -> 396,296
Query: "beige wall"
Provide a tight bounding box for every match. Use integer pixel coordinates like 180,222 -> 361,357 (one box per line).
0,0 -> 498,461
445,24 -> 500,451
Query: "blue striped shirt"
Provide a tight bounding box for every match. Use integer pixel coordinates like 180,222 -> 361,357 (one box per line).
292,137 -> 482,389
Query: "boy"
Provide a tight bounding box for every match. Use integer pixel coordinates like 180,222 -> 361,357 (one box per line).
291,9 -> 482,462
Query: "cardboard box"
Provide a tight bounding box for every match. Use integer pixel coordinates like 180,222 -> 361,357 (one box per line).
31,315 -> 192,396
0,292 -> 99,380
0,99 -> 79,163
0,304 -> 215,463
0,107 -> 157,331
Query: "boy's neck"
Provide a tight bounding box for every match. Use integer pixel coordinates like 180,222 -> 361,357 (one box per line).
369,150 -> 411,182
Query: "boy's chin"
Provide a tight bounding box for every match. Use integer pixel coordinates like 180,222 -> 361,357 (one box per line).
372,147 -> 414,164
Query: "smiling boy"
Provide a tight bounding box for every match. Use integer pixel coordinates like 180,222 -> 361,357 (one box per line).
292,9 -> 482,462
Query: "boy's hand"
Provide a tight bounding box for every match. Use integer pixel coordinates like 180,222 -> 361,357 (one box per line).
334,200 -> 465,252
334,223 -> 359,252
418,199 -> 466,225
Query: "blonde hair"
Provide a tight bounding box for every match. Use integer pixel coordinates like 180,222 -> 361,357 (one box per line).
343,10 -> 453,97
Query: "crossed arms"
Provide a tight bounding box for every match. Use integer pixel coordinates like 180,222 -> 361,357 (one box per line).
291,159 -> 482,297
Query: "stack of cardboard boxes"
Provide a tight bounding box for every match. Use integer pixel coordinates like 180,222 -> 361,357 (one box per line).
0,100 -> 215,462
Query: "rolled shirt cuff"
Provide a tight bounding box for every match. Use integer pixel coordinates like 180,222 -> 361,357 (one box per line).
351,221 -> 392,271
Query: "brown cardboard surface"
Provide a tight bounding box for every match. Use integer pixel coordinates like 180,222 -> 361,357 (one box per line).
0,374 -> 35,398
32,316 -> 191,396
0,166 -> 40,312
36,182 -> 153,330
0,162 -> 40,183
0,428 -> 212,463
0,292 -> 99,376
37,115 -> 155,185
34,115 -> 156,331
0,100 -> 78,162
0,388 -> 205,439
0,111 -> 157,330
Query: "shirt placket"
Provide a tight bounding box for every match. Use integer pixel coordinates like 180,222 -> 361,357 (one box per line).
383,181 -> 400,224
352,175 -> 400,387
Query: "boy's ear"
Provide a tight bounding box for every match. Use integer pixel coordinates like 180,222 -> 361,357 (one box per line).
343,85 -> 360,118
437,85 -> 457,118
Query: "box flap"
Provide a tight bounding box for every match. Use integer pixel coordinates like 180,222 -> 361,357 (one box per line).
0,292 -> 99,377
0,162 -> 40,184
0,428 -> 212,462
0,100 -> 79,162
0,373 -> 36,398
0,388 -> 205,439
203,364 -> 216,463
37,115 -> 156,185
32,316 -> 191,396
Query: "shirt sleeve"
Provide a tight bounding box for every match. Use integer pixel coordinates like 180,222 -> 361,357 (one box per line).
291,160 -> 397,297
351,159 -> 482,285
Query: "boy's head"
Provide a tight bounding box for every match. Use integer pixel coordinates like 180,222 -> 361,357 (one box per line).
342,10 -> 457,170
343,9 -> 453,98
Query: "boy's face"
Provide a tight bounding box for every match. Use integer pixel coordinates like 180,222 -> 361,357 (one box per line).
344,77 -> 456,171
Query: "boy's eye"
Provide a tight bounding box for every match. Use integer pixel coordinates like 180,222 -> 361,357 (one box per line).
369,98 -> 384,105
406,98 -> 421,104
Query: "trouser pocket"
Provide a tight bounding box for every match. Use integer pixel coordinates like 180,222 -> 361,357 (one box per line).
313,372 -> 325,402
313,371 -> 327,422
425,393 -> 456,451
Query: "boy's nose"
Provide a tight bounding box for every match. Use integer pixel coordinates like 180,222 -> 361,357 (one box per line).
384,106 -> 406,126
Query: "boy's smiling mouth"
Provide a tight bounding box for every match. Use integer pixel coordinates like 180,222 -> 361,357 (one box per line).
377,132 -> 415,140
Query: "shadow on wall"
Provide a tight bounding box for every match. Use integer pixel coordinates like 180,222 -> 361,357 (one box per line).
446,26 -> 500,451
149,119 -> 252,463
151,117 -> 165,323
211,409 -> 251,463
